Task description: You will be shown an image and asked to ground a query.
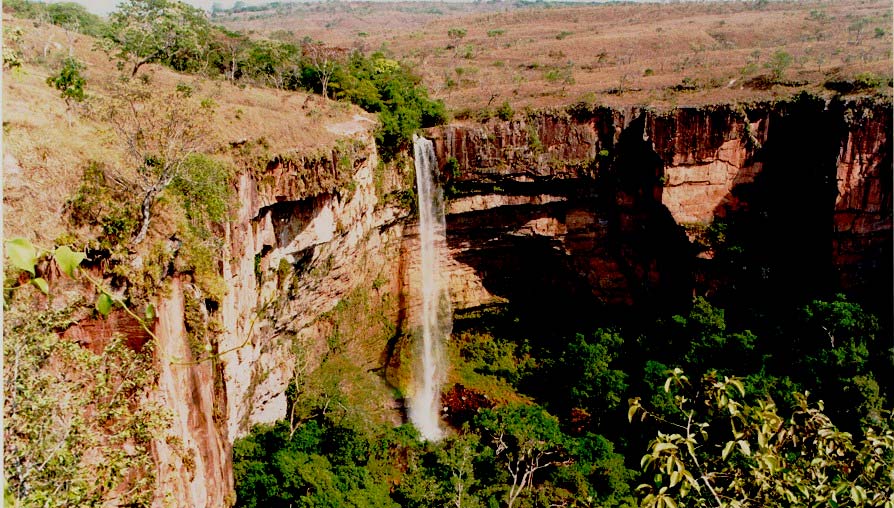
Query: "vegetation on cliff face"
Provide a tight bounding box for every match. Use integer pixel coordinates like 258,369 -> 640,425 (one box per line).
4,304 -> 166,507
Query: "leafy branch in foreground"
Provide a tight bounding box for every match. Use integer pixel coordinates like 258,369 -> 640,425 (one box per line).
3,238 -> 170,506
629,369 -> 894,508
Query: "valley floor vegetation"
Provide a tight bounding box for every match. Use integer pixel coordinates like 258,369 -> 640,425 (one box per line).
232,293 -> 893,508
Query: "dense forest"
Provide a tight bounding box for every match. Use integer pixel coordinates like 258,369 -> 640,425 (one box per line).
3,1 -> 893,507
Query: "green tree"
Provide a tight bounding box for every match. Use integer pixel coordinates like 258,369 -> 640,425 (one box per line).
207,27 -> 251,82
241,39 -> 300,89
764,50 -> 792,83
105,0 -> 212,76
333,52 -> 446,159
46,57 -> 86,104
303,41 -> 345,99
474,404 -> 571,508
629,369 -> 894,508
45,2 -> 108,36
793,295 -> 885,429
436,433 -> 483,508
559,330 -> 628,423
667,297 -> 757,374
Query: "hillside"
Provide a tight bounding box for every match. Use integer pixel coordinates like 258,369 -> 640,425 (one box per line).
3,14 -> 374,245
217,0 -> 893,111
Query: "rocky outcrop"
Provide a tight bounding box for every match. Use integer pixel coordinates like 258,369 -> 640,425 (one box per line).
832,102 -> 892,298
219,133 -> 412,441
429,96 -> 892,312
152,278 -> 231,508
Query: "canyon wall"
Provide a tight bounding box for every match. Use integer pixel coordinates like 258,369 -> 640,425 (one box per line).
144,132 -> 418,506
430,96 -> 892,315
83,95 -> 888,507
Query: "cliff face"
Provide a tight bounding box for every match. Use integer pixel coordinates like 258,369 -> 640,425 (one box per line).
140,132 -> 417,507
430,97 -> 892,313
77,97 -> 889,507
218,135 -> 411,441
833,103 -> 892,298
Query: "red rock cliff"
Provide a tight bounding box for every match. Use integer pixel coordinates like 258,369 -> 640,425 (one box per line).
429,96 -> 892,310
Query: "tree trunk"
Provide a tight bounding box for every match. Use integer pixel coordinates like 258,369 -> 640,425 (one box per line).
132,188 -> 157,245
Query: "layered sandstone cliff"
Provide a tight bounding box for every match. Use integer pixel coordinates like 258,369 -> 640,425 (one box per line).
429,96 -> 892,312
53,95 -> 889,507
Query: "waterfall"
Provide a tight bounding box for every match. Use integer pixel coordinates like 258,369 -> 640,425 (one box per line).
408,134 -> 450,441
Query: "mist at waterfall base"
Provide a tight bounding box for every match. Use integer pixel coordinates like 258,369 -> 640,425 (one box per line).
408,135 -> 451,441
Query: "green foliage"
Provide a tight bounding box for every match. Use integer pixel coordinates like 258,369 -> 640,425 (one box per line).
473,403 -> 571,508
234,417 -> 404,508
447,27 -> 468,41
555,31 -> 573,40
458,331 -> 534,386
790,295 -> 884,428
559,330 -> 628,423
4,306 -> 168,507
764,50 -> 793,82
105,0 -> 212,76
54,245 -> 86,277
825,72 -> 887,93
526,123 -> 543,153
630,370 -> 894,508
5,0 -> 108,36
168,154 -> 232,300
67,162 -> 140,247
667,297 -> 758,373
171,154 -> 233,227
46,57 -> 86,104
96,292 -> 114,316
497,100 -> 514,121
334,52 -> 446,159
6,237 -> 38,276
3,27 -> 25,70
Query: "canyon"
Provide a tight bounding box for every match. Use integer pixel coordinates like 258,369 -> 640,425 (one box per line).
28,94 -> 889,507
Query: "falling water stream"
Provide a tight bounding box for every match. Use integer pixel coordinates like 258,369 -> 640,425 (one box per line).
408,134 -> 450,441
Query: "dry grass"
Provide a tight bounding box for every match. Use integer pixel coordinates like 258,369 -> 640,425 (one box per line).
2,16 -> 373,244
214,1 -> 511,47
219,0 -> 893,112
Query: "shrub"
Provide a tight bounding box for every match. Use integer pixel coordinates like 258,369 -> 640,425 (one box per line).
447,27 -> 467,41
496,100 -> 514,121
764,50 -> 792,82
67,162 -> 139,248
46,57 -> 86,105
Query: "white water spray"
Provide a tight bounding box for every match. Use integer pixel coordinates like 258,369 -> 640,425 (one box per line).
408,134 -> 451,441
